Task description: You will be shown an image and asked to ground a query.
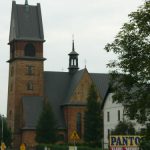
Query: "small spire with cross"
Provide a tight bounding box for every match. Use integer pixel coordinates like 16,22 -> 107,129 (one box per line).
72,34 -> 75,51
25,0 -> 28,5
84,59 -> 87,68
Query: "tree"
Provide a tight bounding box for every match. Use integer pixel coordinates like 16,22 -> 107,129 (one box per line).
104,1 -> 150,124
35,101 -> 57,144
140,123 -> 150,150
0,115 -> 12,146
84,84 -> 103,146
111,121 -> 135,135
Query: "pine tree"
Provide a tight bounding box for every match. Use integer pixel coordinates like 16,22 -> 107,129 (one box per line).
84,84 -> 102,146
35,101 -> 57,144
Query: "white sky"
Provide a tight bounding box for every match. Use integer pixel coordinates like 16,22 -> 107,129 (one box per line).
0,0 -> 144,115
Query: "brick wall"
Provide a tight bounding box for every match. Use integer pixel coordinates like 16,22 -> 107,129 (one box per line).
22,130 -> 37,146
63,69 -> 101,143
64,106 -> 85,143
7,41 -> 44,148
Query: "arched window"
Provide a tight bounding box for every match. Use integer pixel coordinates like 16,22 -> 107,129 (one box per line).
24,43 -> 36,57
76,112 -> 82,137
27,81 -> 33,90
74,59 -> 76,66
71,59 -> 74,66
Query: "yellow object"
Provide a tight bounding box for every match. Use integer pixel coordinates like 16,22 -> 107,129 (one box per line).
20,143 -> 26,150
70,130 -> 80,140
1,142 -> 6,150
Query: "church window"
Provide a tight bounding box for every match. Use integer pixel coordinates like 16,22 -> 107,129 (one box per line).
108,129 -> 110,139
118,110 -> 120,121
27,81 -> 33,90
74,59 -> 76,66
26,65 -> 34,75
76,58 -> 78,66
76,112 -> 82,137
24,43 -> 36,57
71,59 -> 73,66
107,112 -> 110,122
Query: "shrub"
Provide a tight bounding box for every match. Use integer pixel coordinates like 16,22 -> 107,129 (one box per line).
140,139 -> 150,150
36,144 -> 102,150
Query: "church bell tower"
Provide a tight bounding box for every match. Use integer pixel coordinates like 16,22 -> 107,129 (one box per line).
68,39 -> 79,74
7,0 -> 45,147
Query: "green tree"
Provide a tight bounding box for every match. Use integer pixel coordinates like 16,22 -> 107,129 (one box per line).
0,115 -> 12,146
35,101 -> 57,144
111,121 -> 135,135
84,84 -> 103,146
140,123 -> 150,149
104,1 -> 150,124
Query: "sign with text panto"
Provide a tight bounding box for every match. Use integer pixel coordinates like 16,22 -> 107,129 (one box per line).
109,135 -> 143,150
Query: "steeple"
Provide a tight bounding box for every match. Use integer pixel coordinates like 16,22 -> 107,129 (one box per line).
9,1 -> 44,43
68,37 -> 79,74
25,0 -> 28,5
72,34 -> 75,51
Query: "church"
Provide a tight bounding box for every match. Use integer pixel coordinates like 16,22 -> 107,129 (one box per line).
7,0 -> 109,147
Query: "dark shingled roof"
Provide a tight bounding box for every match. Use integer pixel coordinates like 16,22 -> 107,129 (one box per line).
22,96 -> 43,129
68,51 -> 79,55
22,69 -> 110,130
9,1 -> 44,42
64,69 -> 85,104
90,73 -> 110,99
44,70 -> 86,128
43,69 -> 110,129
44,71 -> 71,129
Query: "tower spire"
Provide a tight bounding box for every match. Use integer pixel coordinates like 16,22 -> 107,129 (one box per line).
72,34 -> 75,51
68,35 -> 79,74
25,0 -> 28,5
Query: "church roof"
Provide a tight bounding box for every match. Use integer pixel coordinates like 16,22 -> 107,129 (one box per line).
9,1 -> 44,43
22,69 -> 110,129
44,69 -> 110,129
90,73 -> 110,100
63,69 -> 85,104
22,96 -> 43,129
68,51 -> 79,55
43,69 -> 86,128
44,71 -> 71,129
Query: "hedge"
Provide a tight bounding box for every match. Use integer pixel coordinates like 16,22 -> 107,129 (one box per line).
36,144 -> 101,150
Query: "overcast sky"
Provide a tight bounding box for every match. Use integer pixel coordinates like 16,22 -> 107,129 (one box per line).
0,0 -> 144,115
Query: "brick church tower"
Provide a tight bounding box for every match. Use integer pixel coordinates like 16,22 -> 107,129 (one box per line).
7,0 -> 45,147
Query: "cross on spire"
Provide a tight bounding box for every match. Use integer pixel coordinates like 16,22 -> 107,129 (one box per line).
25,0 -> 28,5
84,59 -> 87,68
72,34 -> 75,51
